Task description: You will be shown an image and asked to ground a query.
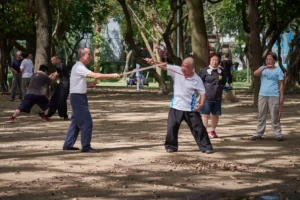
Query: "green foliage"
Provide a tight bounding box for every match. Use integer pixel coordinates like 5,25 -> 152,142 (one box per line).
233,70 -> 247,82
0,0 -> 36,38
7,69 -> 13,86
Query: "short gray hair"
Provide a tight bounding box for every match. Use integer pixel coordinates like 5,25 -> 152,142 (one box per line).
183,57 -> 195,67
78,47 -> 89,59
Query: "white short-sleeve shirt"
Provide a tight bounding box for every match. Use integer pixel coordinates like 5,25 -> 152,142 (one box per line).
20,59 -> 34,78
167,64 -> 206,111
70,61 -> 92,94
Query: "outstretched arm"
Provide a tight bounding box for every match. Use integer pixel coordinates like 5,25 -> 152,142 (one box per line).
86,72 -> 120,87
86,72 -> 120,80
143,58 -> 168,71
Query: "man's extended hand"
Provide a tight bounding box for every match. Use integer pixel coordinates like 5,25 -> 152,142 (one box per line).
111,73 -> 120,79
143,58 -> 158,65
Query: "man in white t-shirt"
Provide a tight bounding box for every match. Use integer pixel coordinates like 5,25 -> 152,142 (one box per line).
63,47 -> 120,153
144,57 -> 213,153
20,52 -> 34,97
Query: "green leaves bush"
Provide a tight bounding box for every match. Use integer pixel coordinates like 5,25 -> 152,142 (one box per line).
232,70 -> 247,82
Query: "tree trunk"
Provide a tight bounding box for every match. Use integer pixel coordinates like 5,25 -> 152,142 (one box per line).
122,50 -> 132,81
247,0 -> 263,106
117,0 -> 168,94
153,40 -> 162,76
286,30 -> 300,86
93,22 -> 101,72
186,0 -> 208,73
0,39 -> 11,92
35,0 -> 52,72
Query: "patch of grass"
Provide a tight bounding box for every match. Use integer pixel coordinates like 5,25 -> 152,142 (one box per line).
233,81 -> 251,89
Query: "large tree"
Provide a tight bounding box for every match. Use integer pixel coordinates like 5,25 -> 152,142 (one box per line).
186,0 -> 208,71
35,0 -> 52,71
0,0 -> 36,91
117,0 -> 169,94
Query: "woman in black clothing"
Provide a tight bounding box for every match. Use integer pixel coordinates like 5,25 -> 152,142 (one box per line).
199,52 -> 226,138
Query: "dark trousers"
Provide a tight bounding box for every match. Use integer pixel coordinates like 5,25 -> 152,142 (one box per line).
47,80 -> 70,118
63,94 -> 93,150
165,108 -> 213,151
225,71 -> 233,84
10,73 -> 22,100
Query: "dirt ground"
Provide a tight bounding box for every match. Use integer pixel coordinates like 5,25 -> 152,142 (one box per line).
0,87 -> 299,200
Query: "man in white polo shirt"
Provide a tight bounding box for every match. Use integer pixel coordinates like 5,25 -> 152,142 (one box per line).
144,57 -> 213,153
63,47 -> 120,153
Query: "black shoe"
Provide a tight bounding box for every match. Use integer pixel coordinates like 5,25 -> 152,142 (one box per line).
251,135 -> 262,141
81,148 -> 98,153
63,116 -> 69,120
166,148 -> 177,153
276,136 -> 284,141
63,146 -> 80,150
201,149 -> 214,154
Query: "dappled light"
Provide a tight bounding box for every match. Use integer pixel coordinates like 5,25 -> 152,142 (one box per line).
0,88 -> 300,200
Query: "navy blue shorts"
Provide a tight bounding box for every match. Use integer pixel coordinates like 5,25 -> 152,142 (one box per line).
18,94 -> 50,113
200,100 -> 222,116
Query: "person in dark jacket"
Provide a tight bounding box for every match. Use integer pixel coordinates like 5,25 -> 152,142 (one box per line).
220,54 -> 233,88
199,52 -> 226,138
46,56 -> 70,120
9,51 -> 23,101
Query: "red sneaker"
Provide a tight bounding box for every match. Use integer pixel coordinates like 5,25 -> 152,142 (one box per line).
42,116 -> 50,121
6,117 -> 15,123
208,131 -> 218,138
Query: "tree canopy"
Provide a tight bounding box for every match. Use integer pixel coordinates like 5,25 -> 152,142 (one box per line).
0,0 -> 299,101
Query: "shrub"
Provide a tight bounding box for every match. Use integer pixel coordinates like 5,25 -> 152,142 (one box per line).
233,70 -> 247,82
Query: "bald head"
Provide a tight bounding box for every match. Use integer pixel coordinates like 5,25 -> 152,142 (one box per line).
181,57 -> 195,78
182,57 -> 195,68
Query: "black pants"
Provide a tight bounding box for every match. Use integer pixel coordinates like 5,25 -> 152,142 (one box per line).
165,108 -> 213,151
47,80 -> 70,118
225,71 -> 233,84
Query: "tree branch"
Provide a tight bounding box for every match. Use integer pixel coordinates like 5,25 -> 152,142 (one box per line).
240,0 -> 250,33
169,13 -> 188,34
10,40 -> 27,52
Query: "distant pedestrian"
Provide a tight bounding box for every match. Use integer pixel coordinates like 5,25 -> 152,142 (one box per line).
63,47 -> 120,153
221,54 -> 233,88
9,51 -> 23,102
20,52 -> 34,97
136,64 -> 141,91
